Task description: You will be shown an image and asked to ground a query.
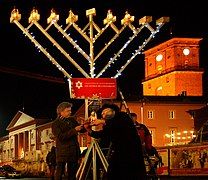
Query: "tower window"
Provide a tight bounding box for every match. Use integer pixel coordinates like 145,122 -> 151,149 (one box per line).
157,86 -> 162,91
183,48 -> 190,56
156,54 -> 163,62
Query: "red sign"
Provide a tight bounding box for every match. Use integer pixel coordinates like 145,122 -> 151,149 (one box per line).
69,78 -> 117,99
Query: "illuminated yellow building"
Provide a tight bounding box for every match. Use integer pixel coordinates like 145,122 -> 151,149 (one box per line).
142,38 -> 204,96
124,99 -> 204,146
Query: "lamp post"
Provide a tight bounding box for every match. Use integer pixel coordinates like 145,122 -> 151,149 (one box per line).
140,99 -> 145,124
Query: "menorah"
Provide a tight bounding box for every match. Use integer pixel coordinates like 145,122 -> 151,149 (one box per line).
10,7 -> 169,179
10,7 -> 169,79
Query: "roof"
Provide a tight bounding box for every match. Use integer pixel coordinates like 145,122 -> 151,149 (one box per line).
118,95 -> 206,105
6,111 -> 51,132
144,37 -> 202,56
6,111 -> 34,131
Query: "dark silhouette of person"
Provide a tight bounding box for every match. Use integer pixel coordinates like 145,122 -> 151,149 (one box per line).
147,146 -> 163,179
52,102 -> 85,180
199,151 -> 207,168
84,103 -> 147,180
130,112 -> 152,155
46,146 -> 56,180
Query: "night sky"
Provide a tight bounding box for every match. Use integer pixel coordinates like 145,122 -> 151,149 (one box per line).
0,0 -> 208,136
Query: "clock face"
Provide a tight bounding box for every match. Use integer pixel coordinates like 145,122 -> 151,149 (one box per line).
156,54 -> 163,62
183,48 -> 190,56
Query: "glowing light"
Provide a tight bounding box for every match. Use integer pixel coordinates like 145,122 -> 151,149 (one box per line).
164,129 -> 195,146
165,134 -> 170,138
156,54 -> 163,61
183,48 -> 190,56
157,86 -> 162,91
157,65 -> 163,71
20,148 -> 24,159
10,8 -> 169,85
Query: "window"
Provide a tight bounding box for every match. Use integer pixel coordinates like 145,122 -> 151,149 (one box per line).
156,86 -> 163,95
169,110 -> 175,119
170,129 -> 176,144
183,48 -> 190,56
149,128 -> 156,145
166,77 -> 170,83
190,111 -> 195,119
147,111 -> 154,119
148,83 -> 151,89
156,54 -> 163,62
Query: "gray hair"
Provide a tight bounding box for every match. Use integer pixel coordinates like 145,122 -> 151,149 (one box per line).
56,102 -> 72,115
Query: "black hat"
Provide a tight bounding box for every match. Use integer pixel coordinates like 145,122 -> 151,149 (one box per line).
101,103 -> 120,113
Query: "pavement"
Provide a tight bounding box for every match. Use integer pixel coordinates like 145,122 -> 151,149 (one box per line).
2,176 -> 208,179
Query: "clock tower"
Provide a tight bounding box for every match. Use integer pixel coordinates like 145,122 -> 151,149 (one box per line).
142,38 -> 204,96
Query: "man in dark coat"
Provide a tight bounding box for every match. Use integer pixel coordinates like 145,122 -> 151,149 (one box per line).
130,113 -> 152,154
84,103 -> 147,180
52,102 -> 85,180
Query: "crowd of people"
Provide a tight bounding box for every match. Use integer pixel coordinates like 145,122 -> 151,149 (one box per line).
46,101 -> 163,180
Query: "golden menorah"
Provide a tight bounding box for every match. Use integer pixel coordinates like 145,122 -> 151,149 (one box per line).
10,7 -> 169,179
10,7 -> 169,80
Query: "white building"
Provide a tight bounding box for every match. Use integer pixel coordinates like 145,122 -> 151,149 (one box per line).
0,111 -> 55,168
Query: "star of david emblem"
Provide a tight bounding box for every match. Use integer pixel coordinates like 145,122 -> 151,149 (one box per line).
75,81 -> 83,89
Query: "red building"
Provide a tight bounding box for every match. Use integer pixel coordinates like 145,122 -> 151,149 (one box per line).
142,38 -> 204,96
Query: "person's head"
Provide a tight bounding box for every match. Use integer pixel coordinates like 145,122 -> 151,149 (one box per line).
56,102 -> 72,118
130,112 -> 137,123
100,103 -> 120,120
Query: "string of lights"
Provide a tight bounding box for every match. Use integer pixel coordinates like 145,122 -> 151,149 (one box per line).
113,19 -> 167,78
10,9 -> 72,79
10,7 -> 169,80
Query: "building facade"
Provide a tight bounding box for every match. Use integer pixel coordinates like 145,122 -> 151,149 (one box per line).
0,111 -> 55,173
121,99 -> 205,146
142,38 -> 204,96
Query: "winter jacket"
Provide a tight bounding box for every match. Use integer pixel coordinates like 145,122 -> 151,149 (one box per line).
52,116 -> 81,162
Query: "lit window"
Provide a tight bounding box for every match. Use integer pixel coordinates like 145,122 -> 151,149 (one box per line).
147,111 -> 154,119
156,54 -> 163,62
169,110 -> 175,119
170,130 -> 176,144
157,86 -> 162,91
183,48 -> 190,56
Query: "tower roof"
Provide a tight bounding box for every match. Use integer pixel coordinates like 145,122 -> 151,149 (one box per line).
144,37 -> 202,56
